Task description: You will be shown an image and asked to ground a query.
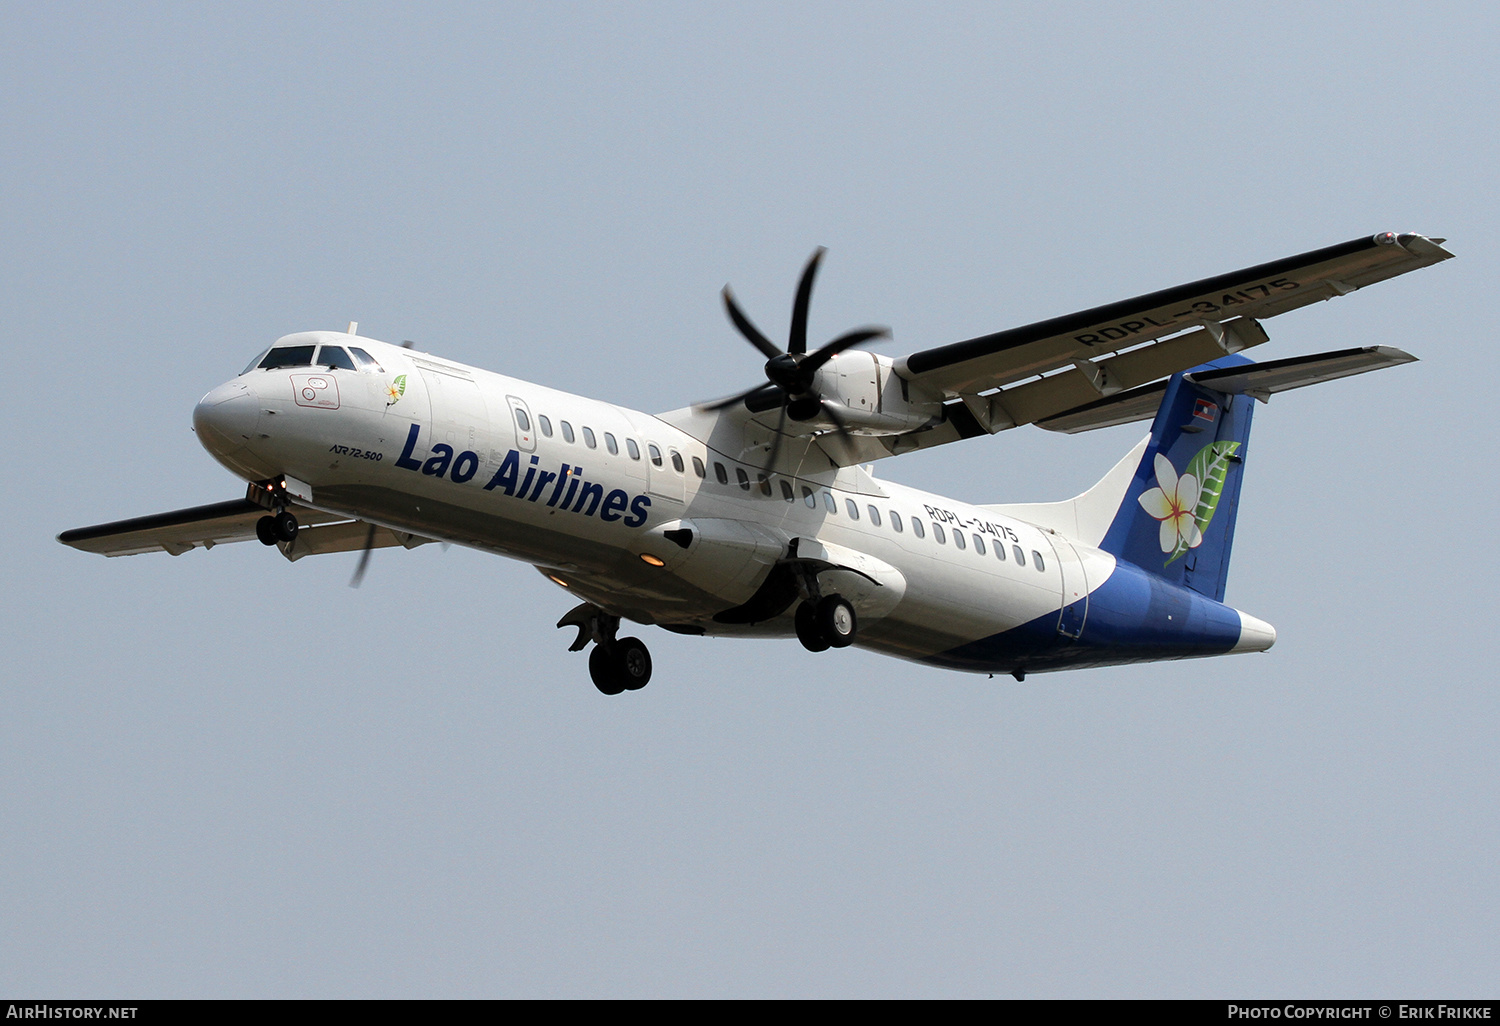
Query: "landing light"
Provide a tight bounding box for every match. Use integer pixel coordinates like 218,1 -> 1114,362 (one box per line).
640,554 -> 665,567
547,574 -> 569,587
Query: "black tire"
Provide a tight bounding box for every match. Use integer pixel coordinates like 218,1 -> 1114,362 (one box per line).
615,637 -> 652,691
273,510 -> 299,542
816,595 -> 857,649
589,645 -> 625,695
255,516 -> 279,546
795,602 -> 830,653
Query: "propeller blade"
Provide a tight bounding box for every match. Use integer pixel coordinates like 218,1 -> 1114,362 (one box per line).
349,522 -> 377,588
819,400 -> 859,461
760,402 -> 789,479
695,382 -> 776,413
788,247 -> 826,356
722,286 -> 782,360
800,326 -> 890,374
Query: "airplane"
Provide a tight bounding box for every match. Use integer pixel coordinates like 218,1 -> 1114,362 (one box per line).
60,232 -> 1452,694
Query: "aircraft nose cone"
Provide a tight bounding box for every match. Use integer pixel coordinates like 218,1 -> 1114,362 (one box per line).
193,381 -> 259,456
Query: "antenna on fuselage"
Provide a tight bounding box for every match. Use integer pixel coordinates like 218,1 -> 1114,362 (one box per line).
347,321 -> 359,336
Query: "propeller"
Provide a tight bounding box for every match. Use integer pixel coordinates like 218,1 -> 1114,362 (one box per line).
349,523 -> 377,588
698,248 -> 889,474
350,337 -> 418,587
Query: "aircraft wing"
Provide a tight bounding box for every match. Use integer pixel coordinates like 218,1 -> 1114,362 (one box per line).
888,232 -> 1451,446
56,499 -> 412,560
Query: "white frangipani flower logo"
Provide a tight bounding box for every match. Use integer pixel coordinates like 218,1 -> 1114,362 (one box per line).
1138,453 -> 1203,556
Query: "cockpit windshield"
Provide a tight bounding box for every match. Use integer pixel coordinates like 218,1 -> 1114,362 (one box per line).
317,346 -> 357,371
247,342 -> 386,374
257,345 -> 317,370
241,347 -> 272,375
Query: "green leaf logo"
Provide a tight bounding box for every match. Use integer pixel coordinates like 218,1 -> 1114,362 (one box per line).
1177,440 -> 1240,564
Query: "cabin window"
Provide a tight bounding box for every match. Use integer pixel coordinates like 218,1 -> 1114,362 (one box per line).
910,517 -> 924,538
953,530 -> 965,550
514,408 -> 531,432
561,421 -> 575,444
648,443 -> 662,467
803,486 -> 816,509
867,506 -> 881,526
258,345 -> 316,370
582,426 -> 597,448
538,415 -> 553,437
823,492 -> 837,514
890,511 -> 903,533
626,438 -> 640,460
715,462 -> 728,485
845,499 -> 860,520
1033,551 -> 1046,572
933,524 -> 946,544
973,534 -> 985,555
605,432 -> 619,455
736,467 -> 750,491
1013,545 -> 1026,566
758,473 -> 772,496
671,450 -> 685,473
995,541 -> 1006,561
781,480 -> 794,502
692,456 -> 706,478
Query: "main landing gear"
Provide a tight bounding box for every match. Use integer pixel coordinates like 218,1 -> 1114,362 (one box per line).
558,602 -> 653,696
794,594 -> 857,653
588,637 -> 652,696
255,509 -> 299,546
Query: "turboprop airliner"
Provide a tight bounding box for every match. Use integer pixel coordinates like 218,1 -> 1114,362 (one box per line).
60,233 -> 1451,694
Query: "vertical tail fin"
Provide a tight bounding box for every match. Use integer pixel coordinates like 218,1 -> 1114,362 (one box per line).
998,346 -> 1416,602
1098,355 -> 1256,602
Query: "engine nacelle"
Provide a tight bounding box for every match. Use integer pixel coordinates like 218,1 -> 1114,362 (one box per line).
806,351 -> 942,435
633,518 -> 787,606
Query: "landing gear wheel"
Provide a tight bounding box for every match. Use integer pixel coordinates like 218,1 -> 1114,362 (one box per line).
816,595 -> 857,648
589,646 -> 625,695
255,516 -> 279,546
273,510 -> 299,542
615,637 -> 652,691
795,602 -> 830,653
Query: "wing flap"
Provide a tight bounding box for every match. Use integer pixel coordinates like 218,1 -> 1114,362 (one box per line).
278,521 -> 421,562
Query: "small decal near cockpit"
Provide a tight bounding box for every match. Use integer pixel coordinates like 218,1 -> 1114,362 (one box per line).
385,374 -> 406,406
291,374 -> 339,410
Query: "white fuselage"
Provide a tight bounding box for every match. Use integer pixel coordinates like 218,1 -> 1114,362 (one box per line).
196,331 -> 1268,672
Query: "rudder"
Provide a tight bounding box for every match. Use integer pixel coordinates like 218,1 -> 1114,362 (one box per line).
1098,355 -> 1255,602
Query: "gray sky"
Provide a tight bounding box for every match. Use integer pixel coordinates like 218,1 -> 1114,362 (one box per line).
3,1 -> 1495,998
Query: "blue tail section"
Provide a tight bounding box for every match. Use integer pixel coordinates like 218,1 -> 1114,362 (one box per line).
1098,355 -> 1257,602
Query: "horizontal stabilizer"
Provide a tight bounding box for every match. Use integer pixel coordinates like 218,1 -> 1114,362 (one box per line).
1036,346 -> 1416,434
1185,345 -> 1416,400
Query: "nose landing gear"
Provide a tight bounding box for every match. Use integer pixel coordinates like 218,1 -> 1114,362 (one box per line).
255,509 -> 299,546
